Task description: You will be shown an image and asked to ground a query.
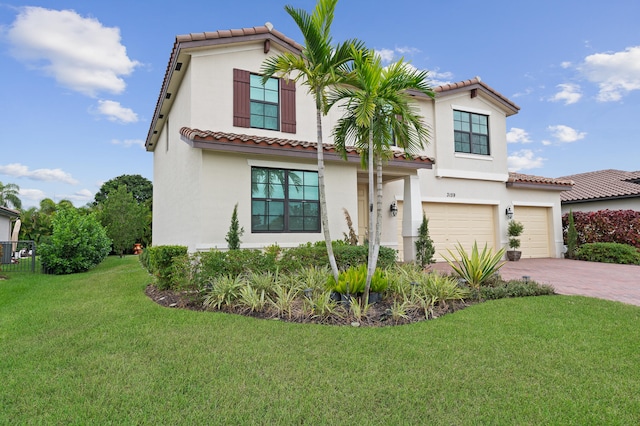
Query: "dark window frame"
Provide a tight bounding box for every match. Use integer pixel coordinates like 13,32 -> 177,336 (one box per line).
251,166 -> 320,233
454,110 -> 490,155
249,74 -> 280,131
233,68 -> 296,133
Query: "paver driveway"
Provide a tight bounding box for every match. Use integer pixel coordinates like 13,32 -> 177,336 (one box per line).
432,258 -> 640,306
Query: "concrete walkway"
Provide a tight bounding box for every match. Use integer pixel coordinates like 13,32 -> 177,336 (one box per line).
432,258 -> 640,306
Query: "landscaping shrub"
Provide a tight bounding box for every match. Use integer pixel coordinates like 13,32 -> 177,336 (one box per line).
146,245 -> 188,290
575,242 -> 640,265
481,280 -> 555,300
277,242 -> 396,272
195,249 -> 278,284
39,207 -> 111,275
562,209 -> 640,249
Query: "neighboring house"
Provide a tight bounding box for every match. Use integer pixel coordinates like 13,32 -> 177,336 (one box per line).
0,205 -> 19,264
0,205 -> 19,240
559,169 -> 640,214
145,24 -> 572,262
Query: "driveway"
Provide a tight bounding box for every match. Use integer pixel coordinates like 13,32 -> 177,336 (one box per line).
432,258 -> 640,306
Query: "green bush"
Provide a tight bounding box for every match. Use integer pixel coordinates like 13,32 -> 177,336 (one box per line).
146,245 -> 188,290
39,207 -> 111,275
195,249 -> 278,284
481,280 -> 555,300
278,242 -> 396,273
575,242 -> 640,265
138,248 -> 150,271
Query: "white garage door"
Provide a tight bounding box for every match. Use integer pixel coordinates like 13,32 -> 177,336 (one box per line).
515,206 -> 551,258
398,202 -> 497,262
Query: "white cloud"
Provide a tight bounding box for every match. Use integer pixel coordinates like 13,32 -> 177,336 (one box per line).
374,48 -> 394,63
429,69 -> 454,87
560,61 -> 572,69
580,45 -> 640,102
111,138 -> 145,149
19,188 -> 46,202
6,6 -> 140,97
0,163 -> 78,184
396,46 -> 420,56
95,100 -> 138,123
507,149 -> 545,172
541,140 -> 552,146
506,127 -> 531,144
550,83 -> 582,105
547,125 -> 586,143
64,189 -> 94,203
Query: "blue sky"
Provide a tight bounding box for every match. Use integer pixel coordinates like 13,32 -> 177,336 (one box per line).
1,0 -> 639,208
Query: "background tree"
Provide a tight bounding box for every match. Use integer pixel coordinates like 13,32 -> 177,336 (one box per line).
261,0 -> 365,283
94,175 -> 153,247
0,181 -> 22,210
98,185 -> 148,257
329,47 -> 433,302
225,203 -> 244,250
39,205 -> 111,274
94,174 -> 152,206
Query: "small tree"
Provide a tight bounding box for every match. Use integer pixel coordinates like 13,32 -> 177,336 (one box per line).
225,203 -> 244,250
98,185 -> 149,257
415,212 -> 435,268
507,220 -> 524,250
39,206 -> 111,274
566,210 -> 578,259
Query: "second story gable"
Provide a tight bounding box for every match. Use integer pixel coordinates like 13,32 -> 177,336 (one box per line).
145,24 -> 521,183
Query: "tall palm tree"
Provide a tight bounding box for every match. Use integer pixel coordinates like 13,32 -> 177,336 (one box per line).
329,48 -> 434,302
261,0 -> 365,283
0,181 -> 22,210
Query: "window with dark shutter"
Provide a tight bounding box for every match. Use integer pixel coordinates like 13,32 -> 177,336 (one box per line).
233,69 -> 250,128
233,69 -> 296,134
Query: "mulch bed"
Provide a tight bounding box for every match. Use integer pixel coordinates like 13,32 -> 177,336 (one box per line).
145,284 -> 473,327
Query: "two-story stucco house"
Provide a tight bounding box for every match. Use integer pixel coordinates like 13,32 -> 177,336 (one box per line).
145,24 -> 572,262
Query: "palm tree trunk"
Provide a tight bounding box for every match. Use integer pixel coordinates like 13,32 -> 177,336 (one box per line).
316,107 -> 339,283
364,127 -> 375,303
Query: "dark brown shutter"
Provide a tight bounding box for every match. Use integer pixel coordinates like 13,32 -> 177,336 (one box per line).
233,68 -> 250,128
280,78 -> 296,134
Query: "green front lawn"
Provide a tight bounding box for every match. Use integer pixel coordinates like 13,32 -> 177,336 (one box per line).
2,256 -> 639,424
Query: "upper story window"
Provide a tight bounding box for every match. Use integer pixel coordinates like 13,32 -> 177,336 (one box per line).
251,167 -> 320,233
454,110 -> 489,155
250,74 -> 279,130
233,69 -> 296,134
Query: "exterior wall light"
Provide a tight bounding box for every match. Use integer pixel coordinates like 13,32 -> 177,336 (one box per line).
390,201 -> 398,216
505,206 -> 514,220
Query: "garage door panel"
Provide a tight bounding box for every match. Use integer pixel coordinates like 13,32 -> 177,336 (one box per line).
515,206 -> 550,258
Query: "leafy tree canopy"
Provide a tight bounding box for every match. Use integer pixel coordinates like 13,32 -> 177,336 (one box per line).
98,185 -> 149,256
94,174 -> 152,206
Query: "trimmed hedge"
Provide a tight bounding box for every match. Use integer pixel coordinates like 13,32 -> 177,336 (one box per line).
141,242 -> 398,290
562,209 -> 640,249
575,242 -> 640,265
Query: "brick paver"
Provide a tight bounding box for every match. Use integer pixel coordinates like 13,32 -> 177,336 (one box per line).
432,258 -> 640,306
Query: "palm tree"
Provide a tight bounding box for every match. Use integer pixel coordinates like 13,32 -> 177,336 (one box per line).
261,0 -> 365,283
0,181 -> 22,210
329,47 -> 434,302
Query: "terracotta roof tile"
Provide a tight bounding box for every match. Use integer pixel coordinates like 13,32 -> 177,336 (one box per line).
179,127 -> 435,165
508,172 -> 573,187
435,76 -> 520,113
558,169 -> 640,202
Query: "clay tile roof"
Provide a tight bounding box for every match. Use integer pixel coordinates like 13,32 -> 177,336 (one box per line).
179,127 -> 435,166
435,76 -> 520,113
558,169 -> 640,202
508,172 -> 574,188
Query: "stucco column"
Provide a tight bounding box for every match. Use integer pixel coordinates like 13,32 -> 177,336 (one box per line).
402,175 -> 423,262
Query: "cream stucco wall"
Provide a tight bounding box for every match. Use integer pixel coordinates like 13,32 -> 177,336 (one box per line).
151,34 -> 565,259
0,216 -> 11,241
